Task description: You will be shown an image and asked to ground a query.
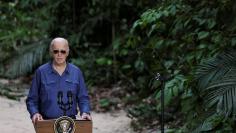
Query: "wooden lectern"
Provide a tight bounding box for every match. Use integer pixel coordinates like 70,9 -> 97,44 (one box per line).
34,119 -> 92,133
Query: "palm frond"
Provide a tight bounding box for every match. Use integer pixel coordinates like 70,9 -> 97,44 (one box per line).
2,40 -> 49,78
192,113 -> 225,133
195,51 -> 236,90
195,51 -> 236,118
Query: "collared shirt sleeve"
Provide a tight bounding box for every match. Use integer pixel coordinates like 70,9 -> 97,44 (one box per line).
77,70 -> 91,115
26,69 -> 41,118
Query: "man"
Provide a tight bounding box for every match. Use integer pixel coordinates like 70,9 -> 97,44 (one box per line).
26,37 -> 91,124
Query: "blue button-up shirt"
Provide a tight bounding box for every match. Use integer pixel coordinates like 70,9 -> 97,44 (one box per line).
26,62 -> 90,119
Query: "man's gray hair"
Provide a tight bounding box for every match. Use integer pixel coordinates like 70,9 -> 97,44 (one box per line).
50,37 -> 69,52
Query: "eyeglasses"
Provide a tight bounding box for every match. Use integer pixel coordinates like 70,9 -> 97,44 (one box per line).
53,50 -> 67,54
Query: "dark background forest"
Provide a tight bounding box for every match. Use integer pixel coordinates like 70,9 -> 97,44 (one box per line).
1,0 -> 236,132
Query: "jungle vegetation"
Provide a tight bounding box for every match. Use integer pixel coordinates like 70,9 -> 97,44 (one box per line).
1,0 -> 236,132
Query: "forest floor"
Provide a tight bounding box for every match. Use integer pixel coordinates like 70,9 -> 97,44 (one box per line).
0,96 -> 135,133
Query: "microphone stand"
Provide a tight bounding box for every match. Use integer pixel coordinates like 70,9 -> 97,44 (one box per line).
155,73 -> 165,133
57,91 -> 73,116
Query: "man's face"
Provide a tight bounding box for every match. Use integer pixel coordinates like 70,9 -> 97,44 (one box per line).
51,41 -> 69,65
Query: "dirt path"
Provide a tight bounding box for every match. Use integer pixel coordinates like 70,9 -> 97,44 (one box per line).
0,96 -> 134,133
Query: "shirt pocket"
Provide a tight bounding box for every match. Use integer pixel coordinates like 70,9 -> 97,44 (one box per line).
41,80 -> 57,100
65,79 -> 79,96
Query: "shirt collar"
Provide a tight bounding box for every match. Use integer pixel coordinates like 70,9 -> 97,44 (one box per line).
48,61 -> 70,75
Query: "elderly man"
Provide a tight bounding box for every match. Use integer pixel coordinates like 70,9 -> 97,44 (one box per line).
26,37 -> 91,124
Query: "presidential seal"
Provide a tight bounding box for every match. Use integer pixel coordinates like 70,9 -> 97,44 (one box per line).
54,116 -> 75,133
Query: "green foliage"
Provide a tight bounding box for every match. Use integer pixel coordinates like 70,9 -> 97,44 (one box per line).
2,0 -> 236,132
99,98 -> 111,108
192,114 -> 232,133
2,41 -> 49,78
126,0 -> 236,131
187,51 -> 236,132
0,1 -> 50,78
128,102 -> 158,130
196,52 -> 236,115
96,57 -> 113,66
155,74 -> 186,109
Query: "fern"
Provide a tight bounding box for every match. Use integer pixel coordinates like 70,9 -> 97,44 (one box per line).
195,51 -> 236,118
2,40 -> 49,78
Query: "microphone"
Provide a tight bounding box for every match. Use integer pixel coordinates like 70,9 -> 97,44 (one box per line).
155,73 -> 172,82
67,91 -> 73,107
57,91 -> 63,104
57,90 -> 73,116
154,72 -> 171,133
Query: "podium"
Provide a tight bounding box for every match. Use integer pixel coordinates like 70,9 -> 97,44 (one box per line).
34,119 -> 92,133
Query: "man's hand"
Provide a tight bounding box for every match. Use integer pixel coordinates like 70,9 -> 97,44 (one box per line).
81,112 -> 92,120
32,113 -> 43,124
